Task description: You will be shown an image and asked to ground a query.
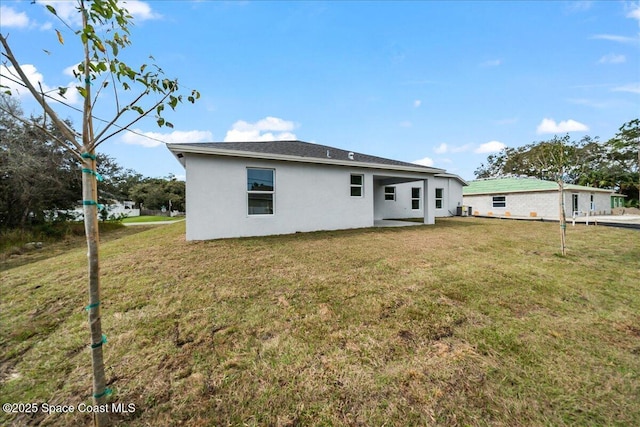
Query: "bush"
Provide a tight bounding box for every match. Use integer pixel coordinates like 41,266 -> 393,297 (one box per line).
0,220 -> 124,256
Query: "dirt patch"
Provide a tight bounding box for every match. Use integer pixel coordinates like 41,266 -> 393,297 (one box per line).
612,207 -> 640,215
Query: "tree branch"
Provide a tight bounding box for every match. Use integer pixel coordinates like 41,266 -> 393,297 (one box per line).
81,6 -> 93,150
92,90 -> 171,150
0,104 -> 83,161
0,33 -> 82,152
91,88 -> 150,145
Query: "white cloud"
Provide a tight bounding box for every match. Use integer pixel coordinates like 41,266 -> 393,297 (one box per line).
0,63 -> 81,105
480,59 -> 502,67
413,99 -> 422,108
566,1 -> 594,12
591,34 -> 639,44
121,129 -> 213,148
434,143 -> 448,154
0,64 -> 42,97
38,1 -> 160,27
475,140 -> 506,154
431,143 -> 472,154
626,3 -> 640,22
567,98 -> 613,108
412,157 -> 434,167
40,1 -> 81,25
399,120 -> 412,128
63,64 -> 79,77
0,6 -> 30,28
122,1 -> 162,21
612,83 -> 640,94
598,53 -> 626,64
224,117 -> 298,142
536,118 -> 589,134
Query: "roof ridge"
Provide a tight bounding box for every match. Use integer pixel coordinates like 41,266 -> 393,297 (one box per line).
172,140 -> 446,172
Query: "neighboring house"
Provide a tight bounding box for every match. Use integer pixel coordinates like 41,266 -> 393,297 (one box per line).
70,200 -> 140,220
463,177 -> 614,220
167,140 -> 467,240
611,194 -> 627,209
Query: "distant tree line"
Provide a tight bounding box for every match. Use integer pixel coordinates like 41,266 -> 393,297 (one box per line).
475,119 -> 639,207
0,96 -> 184,229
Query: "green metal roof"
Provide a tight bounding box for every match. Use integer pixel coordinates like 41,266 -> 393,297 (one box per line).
463,177 -> 613,195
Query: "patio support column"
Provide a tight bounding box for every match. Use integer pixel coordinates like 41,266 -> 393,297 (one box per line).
423,178 -> 435,225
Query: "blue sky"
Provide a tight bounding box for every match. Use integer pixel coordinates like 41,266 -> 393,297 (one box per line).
1,0 -> 639,181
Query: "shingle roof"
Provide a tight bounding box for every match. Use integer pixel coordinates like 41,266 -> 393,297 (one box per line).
172,140 -> 442,171
463,177 -> 613,195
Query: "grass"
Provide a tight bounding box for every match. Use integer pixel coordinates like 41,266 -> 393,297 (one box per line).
1,218 -> 639,426
121,215 -> 184,224
0,222 -> 132,272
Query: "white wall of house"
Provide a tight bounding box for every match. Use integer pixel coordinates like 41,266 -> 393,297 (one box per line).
185,155 -> 380,240
184,154 -> 455,240
565,191 -> 611,216
463,190 -> 612,220
433,176 -> 464,217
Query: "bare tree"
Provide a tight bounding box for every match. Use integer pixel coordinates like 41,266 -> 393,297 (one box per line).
1,2 -> 199,425
536,135 -> 574,256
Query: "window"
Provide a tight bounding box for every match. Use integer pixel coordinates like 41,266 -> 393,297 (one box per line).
412,187 -> 421,210
385,186 -> 395,201
590,194 -> 595,211
492,196 -> 506,208
435,188 -> 444,209
350,174 -> 363,197
247,168 -> 274,215
572,194 -> 579,213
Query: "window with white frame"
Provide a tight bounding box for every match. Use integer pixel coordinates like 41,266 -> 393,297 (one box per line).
385,186 -> 396,201
247,168 -> 274,215
412,187 -> 421,210
435,188 -> 444,209
492,195 -> 506,208
350,174 -> 364,197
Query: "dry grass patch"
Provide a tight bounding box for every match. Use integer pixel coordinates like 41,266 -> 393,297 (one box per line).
1,218 -> 639,426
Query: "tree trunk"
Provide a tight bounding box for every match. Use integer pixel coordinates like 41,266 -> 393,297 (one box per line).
82,154 -> 110,427
558,179 -> 566,256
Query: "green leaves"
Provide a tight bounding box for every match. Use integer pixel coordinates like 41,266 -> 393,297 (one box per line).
188,90 -> 200,104
22,0 -> 201,144
168,95 -> 178,110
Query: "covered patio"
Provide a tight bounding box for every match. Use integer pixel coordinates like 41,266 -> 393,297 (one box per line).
372,174 -> 435,225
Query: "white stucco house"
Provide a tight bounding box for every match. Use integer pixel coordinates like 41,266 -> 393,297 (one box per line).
463,177 -> 615,220
167,140 -> 467,240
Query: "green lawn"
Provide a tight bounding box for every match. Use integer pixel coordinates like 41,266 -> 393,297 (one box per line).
1,218 -> 639,426
121,215 -> 184,223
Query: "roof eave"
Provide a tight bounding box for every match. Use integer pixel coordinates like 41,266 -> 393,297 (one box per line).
464,187 -> 613,196
167,143 -> 446,175
435,173 -> 468,186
